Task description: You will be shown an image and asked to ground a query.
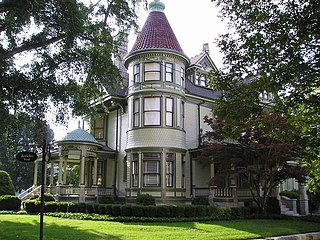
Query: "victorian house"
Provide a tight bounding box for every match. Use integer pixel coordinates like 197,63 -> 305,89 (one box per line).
21,0 -> 309,215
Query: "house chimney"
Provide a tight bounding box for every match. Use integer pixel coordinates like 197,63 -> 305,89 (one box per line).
115,35 -> 129,87
202,43 -> 210,55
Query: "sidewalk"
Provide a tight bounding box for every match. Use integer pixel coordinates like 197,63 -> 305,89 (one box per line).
254,232 -> 320,240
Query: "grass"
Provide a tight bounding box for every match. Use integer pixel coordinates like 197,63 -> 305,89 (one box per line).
0,214 -> 320,240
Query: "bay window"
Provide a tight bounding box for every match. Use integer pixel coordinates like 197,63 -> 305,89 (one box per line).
132,154 -> 139,187
143,153 -> 161,187
133,64 -> 140,83
133,98 -> 140,127
165,97 -> 173,127
144,62 -> 161,81
165,63 -> 173,82
166,153 -> 175,187
144,97 -> 161,126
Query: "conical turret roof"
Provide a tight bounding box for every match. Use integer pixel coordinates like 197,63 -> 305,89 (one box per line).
126,0 -> 188,62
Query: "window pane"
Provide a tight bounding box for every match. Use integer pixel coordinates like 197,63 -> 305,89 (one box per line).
144,97 -> 160,110
95,117 -> 104,128
166,98 -> 173,111
166,112 -> 173,126
145,112 -> 161,125
145,62 -> 160,71
145,72 -> 160,81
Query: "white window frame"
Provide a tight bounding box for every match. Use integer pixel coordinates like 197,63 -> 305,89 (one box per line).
165,63 -> 173,82
165,97 -> 173,127
144,97 -> 161,126
143,153 -> 161,187
133,98 -> 140,127
133,64 -> 140,83
144,62 -> 161,81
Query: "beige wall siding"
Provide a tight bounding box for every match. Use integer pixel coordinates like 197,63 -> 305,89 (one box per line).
185,103 -> 198,149
126,128 -> 186,150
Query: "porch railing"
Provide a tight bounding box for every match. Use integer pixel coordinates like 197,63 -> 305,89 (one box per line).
49,185 -> 113,198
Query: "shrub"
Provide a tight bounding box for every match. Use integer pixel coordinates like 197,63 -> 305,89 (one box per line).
0,170 -> 15,196
131,205 -> 145,217
30,193 -> 55,202
98,204 -> 106,215
77,203 -> 86,213
93,204 -> 100,214
57,202 -> 68,213
136,194 -> 155,206
169,205 -> 185,218
0,195 -> 21,211
120,205 -> 132,216
86,204 -> 94,214
156,205 -> 171,217
195,205 -> 207,217
112,205 -> 121,216
24,200 -> 41,213
68,202 -> 77,213
266,197 -> 281,214
280,190 -> 299,200
143,206 -> 157,217
45,202 -> 57,212
105,204 -> 113,215
184,205 -> 197,218
99,196 -> 114,204
192,197 -> 209,205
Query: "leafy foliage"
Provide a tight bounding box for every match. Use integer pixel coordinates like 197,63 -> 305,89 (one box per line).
0,170 -> 15,195
0,0 -> 146,134
210,0 -> 320,194
0,115 -> 53,191
0,195 -> 21,211
198,112 -> 307,213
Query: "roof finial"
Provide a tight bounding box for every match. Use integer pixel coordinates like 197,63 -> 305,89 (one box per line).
149,0 -> 165,12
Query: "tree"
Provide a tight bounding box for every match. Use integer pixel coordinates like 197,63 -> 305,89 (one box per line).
210,0 -> 319,193
0,170 -> 15,195
0,0 -> 146,134
197,111 -> 307,214
0,114 -> 54,192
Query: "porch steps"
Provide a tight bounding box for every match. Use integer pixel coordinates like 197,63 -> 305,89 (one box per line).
280,204 -> 299,216
17,185 -> 41,201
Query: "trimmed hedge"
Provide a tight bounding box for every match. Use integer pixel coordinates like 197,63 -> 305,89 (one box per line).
136,194 -> 155,206
0,171 -> 15,196
0,195 -> 21,211
22,201 -> 251,219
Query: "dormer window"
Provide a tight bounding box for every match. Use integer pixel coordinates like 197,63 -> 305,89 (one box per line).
144,62 -> 161,81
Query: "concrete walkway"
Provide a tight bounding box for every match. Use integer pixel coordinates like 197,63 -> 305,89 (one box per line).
254,232 -> 320,240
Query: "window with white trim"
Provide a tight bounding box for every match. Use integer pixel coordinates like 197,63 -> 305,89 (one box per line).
143,153 -> 161,187
165,63 -> 173,82
181,101 -> 185,129
144,97 -> 161,126
165,97 -> 173,127
133,98 -> 140,127
166,153 -> 175,187
133,64 -> 140,83
180,67 -> 185,86
93,116 -> 104,140
182,154 -> 185,188
144,62 -> 161,81
132,154 -> 139,187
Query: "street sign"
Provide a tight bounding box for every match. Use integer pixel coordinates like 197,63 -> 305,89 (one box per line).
16,151 -> 38,162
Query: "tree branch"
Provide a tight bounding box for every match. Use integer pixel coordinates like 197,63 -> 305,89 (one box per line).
6,34 -> 65,58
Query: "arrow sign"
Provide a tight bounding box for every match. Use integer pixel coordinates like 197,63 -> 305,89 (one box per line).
16,151 -> 38,162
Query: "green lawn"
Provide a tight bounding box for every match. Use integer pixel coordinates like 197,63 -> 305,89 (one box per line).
0,214 -> 320,240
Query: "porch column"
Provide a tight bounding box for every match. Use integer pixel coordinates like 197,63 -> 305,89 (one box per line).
299,182 -> 309,215
80,156 -> 85,185
63,157 -> 68,184
44,160 -> 48,186
33,161 -> 39,186
210,163 -> 215,179
58,157 -> 63,185
49,161 -> 54,186
93,158 -> 98,186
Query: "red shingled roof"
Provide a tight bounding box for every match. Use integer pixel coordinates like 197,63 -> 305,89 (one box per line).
130,11 -> 184,54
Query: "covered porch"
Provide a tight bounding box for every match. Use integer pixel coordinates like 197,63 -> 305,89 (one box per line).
32,127 -> 117,203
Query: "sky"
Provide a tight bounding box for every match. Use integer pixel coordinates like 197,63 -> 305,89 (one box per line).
52,0 -> 228,140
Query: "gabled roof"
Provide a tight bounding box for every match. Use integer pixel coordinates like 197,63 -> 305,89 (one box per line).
189,51 -> 218,71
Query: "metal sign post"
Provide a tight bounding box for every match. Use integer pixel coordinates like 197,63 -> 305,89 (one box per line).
39,139 -> 50,240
